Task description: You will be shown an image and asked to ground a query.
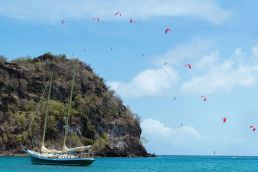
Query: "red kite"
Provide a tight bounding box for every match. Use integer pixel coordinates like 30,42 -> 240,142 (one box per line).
222,117 -> 227,123
165,28 -> 171,34
185,64 -> 192,69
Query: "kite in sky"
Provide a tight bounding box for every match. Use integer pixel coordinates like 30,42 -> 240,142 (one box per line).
114,12 -> 122,16
130,19 -> 136,23
185,64 -> 192,69
222,117 -> 227,123
165,27 -> 171,34
93,17 -> 100,22
200,96 -> 207,101
250,125 -> 256,132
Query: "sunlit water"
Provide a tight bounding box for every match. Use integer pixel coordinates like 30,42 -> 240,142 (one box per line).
1,155 -> 258,172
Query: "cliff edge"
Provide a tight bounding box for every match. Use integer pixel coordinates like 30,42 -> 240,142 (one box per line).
0,53 -> 151,157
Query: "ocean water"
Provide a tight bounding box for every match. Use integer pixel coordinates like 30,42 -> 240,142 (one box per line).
1,155 -> 258,172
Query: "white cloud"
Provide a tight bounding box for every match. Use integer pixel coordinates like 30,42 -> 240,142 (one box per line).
141,118 -> 258,155
109,39 -> 258,98
252,45 -> 258,58
180,45 -> 258,94
155,38 -> 214,67
234,48 -> 245,58
196,51 -> 219,70
141,119 -> 202,148
108,66 -> 178,98
109,39 -> 209,99
0,0 -> 231,24
155,38 -> 258,95
141,119 -> 173,138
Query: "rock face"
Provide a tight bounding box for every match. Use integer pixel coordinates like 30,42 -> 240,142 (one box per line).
0,53 -> 150,157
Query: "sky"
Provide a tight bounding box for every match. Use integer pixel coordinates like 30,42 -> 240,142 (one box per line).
1,0 -> 258,156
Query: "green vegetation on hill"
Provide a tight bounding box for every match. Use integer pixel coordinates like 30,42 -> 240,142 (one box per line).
0,53 -> 150,157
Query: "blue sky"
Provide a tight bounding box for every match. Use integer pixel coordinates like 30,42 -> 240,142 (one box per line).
1,0 -> 258,155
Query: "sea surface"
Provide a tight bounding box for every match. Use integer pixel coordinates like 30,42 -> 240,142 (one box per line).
1,155 -> 258,172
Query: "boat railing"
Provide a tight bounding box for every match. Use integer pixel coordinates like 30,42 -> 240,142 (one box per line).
40,152 -> 94,159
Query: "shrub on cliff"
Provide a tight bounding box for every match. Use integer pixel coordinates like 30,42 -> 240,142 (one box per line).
11,56 -> 32,63
0,55 -> 6,65
0,53 -> 149,157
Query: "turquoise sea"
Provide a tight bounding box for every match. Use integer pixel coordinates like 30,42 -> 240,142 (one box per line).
1,155 -> 258,172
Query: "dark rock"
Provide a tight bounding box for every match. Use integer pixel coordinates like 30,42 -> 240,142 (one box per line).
0,126 -> 5,135
0,53 -> 151,157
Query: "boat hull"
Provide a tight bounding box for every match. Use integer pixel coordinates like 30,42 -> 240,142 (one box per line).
27,150 -> 95,166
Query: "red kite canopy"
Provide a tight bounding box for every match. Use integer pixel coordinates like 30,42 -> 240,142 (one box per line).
185,64 -> 192,69
222,117 -> 227,123
165,28 -> 171,34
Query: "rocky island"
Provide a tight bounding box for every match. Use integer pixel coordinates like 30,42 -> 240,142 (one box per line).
0,53 -> 151,157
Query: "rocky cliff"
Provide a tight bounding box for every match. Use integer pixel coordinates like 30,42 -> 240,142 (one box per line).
0,53 -> 150,157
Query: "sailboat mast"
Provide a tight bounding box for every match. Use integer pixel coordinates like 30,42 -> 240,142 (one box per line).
23,80 -> 50,146
41,75 -> 53,148
63,62 -> 77,149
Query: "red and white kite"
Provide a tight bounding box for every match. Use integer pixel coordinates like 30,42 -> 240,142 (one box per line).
222,117 -> 227,123
250,125 -> 256,132
185,64 -> 192,69
200,96 -> 207,101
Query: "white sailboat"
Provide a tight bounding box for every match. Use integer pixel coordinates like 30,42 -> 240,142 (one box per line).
24,62 -> 95,166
